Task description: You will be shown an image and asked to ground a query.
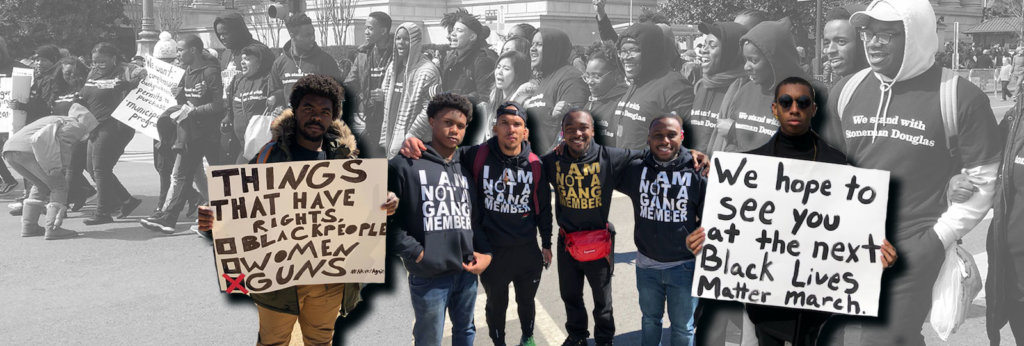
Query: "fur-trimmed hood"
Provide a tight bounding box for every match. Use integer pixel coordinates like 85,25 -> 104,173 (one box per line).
270,108 -> 360,159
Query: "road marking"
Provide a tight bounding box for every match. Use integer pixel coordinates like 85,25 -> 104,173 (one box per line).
439,287 -> 566,344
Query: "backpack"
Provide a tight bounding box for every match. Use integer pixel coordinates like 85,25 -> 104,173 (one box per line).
835,67 -> 961,162
471,145 -> 543,215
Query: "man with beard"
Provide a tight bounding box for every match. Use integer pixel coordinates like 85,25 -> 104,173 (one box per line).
272,14 -> 343,108
397,101 -> 553,346
524,28 -> 590,153
140,35 -> 223,233
347,11 -> 393,157
198,74 -> 398,345
825,1 -> 1001,344
611,23 -> 694,150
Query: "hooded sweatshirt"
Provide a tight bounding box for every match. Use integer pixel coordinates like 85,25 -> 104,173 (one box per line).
174,53 -> 224,150
380,23 -> 440,158
79,62 -> 145,124
226,43 -> 276,142
213,13 -> 261,72
542,140 -> 643,233
720,21 -> 808,152
827,0 -> 1000,246
347,32 -> 393,137
525,28 -> 590,154
685,22 -> 749,152
465,138 -> 554,249
388,144 -> 491,278
25,62 -> 64,124
616,148 -> 706,263
271,40 -> 343,106
587,82 -> 628,147
611,24 -> 694,150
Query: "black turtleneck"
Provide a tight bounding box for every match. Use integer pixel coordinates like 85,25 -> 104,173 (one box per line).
773,131 -> 816,161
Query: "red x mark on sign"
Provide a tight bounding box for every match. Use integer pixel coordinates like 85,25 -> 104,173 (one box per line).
223,274 -> 248,294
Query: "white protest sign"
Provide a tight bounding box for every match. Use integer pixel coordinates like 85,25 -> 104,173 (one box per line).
208,159 -> 388,294
0,75 -> 32,133
110,56 -> 184,140
693,152 -> 890,316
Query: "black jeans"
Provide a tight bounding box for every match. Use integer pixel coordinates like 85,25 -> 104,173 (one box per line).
480,243 -> 544,344
558,229 -> 615,344
1003,81 -> 1012,100
87,121 -> 135,215
163,134 -> 218,222
66,141 -> 93,201
854,230 -> 945,346
694,300 -> 745,345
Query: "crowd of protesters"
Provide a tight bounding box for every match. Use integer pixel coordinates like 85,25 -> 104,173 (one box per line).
7,0 -> 1024,345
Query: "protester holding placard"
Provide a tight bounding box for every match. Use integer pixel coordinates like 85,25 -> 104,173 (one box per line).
77,42 -> 145,225
396,101 -> 553,346
615,114 -> 707,346
388,92 -> 493,345
690,76 -> 896,345
140,35 -> 223,233
197,74 -> 398,345
224,43 -> 278,164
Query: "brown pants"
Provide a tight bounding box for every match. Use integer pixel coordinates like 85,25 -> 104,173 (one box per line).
257,284 -> 345,346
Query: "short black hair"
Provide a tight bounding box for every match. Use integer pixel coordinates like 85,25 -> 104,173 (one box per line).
560,107 -> 593,127
774,76 -> 816,101
290,74 -> 345,120
649,114 -> 682,130
286,13 -> 313,32
586,41 -> 621,70
92,42 -> 120,59
180,34 -> 204,51
426,92 -> 473,123
825,7 -> 852,22
368,12 -> 392,32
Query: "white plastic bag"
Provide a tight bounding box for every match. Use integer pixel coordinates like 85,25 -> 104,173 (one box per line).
242,113 -> 274,161
929,244 -> 982,340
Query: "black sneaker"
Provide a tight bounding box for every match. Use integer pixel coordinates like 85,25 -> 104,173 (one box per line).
140,215 -> 176,234
561,336 -> 587,346
119,197 -> 142,219
83,213 -> 114,225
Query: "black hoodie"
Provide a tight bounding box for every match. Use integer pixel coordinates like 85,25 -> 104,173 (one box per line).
388,144 -> 491,278
174,53 -> 224,150
612,24 -> 694,150
25,63 -> 65,124
542,140 -> 643,233
465,137 -> 554,249
213,13 -> 261,72
226,43 -> 278,142
587,82 -> 628,146
685,22 -> 749,152
525,28 -> 591,154
271,40 -> 344,105
719,21 -> 813,153
616,148 -> 706,263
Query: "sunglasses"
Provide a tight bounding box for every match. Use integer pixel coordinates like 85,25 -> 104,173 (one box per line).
776,94 -> 814,110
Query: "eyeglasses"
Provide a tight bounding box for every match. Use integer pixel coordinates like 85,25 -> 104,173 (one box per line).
582,70 -> 612,83
618,48 -> 641,58
776,94 -> 814,110
858,29 -> 903,45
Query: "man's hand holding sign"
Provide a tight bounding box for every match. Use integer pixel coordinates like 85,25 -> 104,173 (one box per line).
689,152 -> 892,316
197,159 -> 395,294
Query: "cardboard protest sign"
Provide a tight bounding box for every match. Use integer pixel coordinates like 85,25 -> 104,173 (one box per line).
208,159 -> 388,294
692,152 -> 890,316
0,75 -> 32,133
111,56 -> 184,140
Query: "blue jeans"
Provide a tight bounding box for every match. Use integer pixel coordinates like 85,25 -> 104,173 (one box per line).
636,261 -> 698,346
409,270 -> 478,346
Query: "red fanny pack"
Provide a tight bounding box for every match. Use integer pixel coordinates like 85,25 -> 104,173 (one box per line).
560,227 -> 611,262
